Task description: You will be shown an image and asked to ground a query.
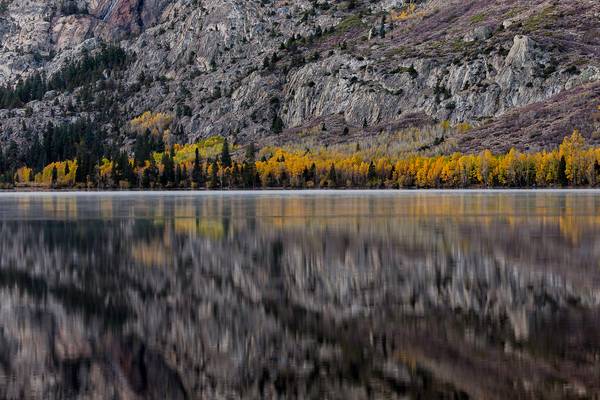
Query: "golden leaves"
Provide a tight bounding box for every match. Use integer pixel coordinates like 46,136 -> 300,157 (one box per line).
130,111 -> 173,136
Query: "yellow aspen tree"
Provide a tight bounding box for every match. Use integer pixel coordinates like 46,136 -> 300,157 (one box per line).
559,130 -> 586,185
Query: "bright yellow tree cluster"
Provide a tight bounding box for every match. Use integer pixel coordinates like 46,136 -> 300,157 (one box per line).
130,111 -> 174,147
12,130 -> 600,189
390,4 -> 419,21
254,130 -> 600,188
130,111 -> 173,134
15,161 -> 76,187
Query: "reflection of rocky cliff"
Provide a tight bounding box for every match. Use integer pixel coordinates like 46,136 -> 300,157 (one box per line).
1,193 -> 600,399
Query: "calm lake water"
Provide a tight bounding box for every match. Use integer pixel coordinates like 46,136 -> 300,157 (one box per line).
1,190 -> 600,399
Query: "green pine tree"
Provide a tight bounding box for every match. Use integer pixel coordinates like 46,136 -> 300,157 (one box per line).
327,163 -> 337,187
51,165 -> 58,186
209,159 -> 219,188
192,147 -> 203,186
243,143 -> 257,188
558,155 -> 568,186
161,151 -> 175,187
221,139 -> 232,168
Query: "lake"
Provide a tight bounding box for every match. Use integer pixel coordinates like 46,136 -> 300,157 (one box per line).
0,190 -> 599,399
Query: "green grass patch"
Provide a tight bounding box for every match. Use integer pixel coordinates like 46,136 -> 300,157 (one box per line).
523,6 -> 557,32
470,13 -> 486,24
336,15 -> 365,33
451,38 -> 475,52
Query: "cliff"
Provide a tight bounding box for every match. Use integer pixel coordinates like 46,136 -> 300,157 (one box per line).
0,0 -> 599,154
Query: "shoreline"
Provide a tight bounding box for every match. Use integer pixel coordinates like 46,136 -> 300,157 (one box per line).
2,187 -> 600,195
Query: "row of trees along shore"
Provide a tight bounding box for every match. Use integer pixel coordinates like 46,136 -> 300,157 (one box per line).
1,130 -> 599,190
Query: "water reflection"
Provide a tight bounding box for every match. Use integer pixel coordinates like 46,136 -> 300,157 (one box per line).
0,191 -> 600,399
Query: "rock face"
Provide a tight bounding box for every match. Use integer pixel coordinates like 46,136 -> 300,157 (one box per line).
0,0 -> 599,152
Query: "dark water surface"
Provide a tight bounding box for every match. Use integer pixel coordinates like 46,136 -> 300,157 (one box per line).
1,190 -> 600,399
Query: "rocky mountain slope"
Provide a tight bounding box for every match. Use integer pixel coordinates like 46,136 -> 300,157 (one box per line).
0,0 -> 599,154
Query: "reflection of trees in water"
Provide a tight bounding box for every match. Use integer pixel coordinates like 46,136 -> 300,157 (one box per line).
4,193 -> 600,310
1,193 -> 600,398
4,194 -> 600,307
10,193 -> 600,242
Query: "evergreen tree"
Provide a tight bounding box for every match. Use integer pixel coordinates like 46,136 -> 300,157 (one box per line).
309,163 -> 317,186
279,168 -> 289,188
7,170 -> 15,185
254,171 -> 261,188
223,168 -> 231,189
182,164 -> 188,187
110,156 -> 120,185
134,133 -> 151,167
148,130 -> 165,153
243,143 -> 257,188
209,159 -> 219,188
271,115 -> 283,134
175,164 -> 182,187
161,151 -> 175,187
51,165 -> 58,186
220,139 -> 232,168
245,143 -> 256,162
112,151 -> 133,185
367,161 -> 377,182
327,163 -> 337,187
26,134 -> 44,172
232,163 -> 242,187
192,147 -> 203,186
0,146 -> 4,176
388,165 -> 395,180
43,122 -> 54,166
302,166 -> 310,186
144,158 -> 159,188
6,141 -> 18,171
75,155 -> 85,183
142,167 -> 152,188
266,172 -> 277,187
75,153 -> 88,184
558,156 -> 568,186
123,153 -> 135,184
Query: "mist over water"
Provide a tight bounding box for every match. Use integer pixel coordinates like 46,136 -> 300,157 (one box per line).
1,191 -> 600,399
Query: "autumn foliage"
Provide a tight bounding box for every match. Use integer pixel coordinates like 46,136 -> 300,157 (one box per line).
5,130 -> 600,190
